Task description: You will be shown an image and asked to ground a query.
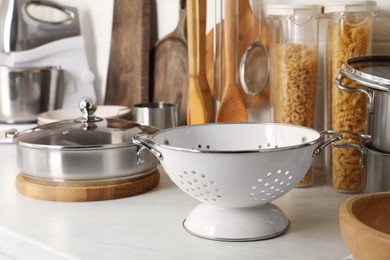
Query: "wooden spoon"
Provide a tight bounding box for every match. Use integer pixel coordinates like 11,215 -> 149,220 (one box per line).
197,0 -> 214,122
216,0 -> 248,122
186,0 -> 213,125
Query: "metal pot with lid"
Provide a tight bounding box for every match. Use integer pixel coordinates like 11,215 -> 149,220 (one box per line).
7,97 -> 159,181
335,55 -> 390,153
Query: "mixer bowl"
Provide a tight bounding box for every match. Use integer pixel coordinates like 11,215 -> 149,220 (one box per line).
133,123 -> 340,241
0,66 -> 64,123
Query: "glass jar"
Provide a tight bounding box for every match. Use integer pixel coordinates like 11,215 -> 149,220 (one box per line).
267,4 -> 322,187
324,1 -> 377,193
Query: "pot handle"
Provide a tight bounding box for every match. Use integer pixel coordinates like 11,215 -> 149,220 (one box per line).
133,134 -> 163,161
313,130 -> 342,157
335,74 -> 374,113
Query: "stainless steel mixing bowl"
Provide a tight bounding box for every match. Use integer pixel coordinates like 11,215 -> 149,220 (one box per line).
0,66 -> 64,123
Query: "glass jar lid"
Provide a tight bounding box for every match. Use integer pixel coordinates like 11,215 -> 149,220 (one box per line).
14,97 -> 158,149
323,1 -> 377,14
340,55 -> 390,92
267,4 -> 323,17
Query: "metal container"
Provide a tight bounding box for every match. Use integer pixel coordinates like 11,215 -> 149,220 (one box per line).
7,97 -> 158,181
335,55 -> 390,153
334,136 -> 390,193
0,66 -> 64,123
132,102 -> 178,130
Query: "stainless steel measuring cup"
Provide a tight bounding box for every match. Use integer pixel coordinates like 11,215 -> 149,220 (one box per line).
132,102 -> 178,130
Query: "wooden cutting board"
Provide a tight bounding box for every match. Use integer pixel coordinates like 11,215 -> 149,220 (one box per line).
104,0 -> 153,107
15,170 -> 160,202
152,0 -> 188,126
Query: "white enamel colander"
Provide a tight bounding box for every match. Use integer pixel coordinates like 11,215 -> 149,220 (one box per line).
133,123 -> 340,241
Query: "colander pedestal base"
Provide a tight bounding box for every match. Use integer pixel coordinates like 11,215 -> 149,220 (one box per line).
183,203 -> 290,241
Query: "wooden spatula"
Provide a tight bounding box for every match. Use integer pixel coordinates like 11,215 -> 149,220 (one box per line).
186,0 -> 213,125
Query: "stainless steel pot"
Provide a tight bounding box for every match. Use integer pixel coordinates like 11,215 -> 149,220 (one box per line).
334,133 -> 390,193
7,97 -> 158,181
335,55 -> 390,153
0,66 -> 64,123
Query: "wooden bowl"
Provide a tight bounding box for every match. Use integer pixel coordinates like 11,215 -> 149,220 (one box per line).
339,192 -> 390,260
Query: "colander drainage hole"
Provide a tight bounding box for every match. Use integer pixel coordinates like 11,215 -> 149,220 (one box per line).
197,144 -> 211,149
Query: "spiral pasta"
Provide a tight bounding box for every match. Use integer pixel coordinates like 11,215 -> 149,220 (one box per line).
327,22 -> 370,192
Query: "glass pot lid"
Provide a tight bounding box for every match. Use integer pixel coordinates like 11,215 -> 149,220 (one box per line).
340,55 -> 390,92
14,97 -> 159,149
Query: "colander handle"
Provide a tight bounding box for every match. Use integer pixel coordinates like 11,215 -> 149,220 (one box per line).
331,130 -> 368,167
132,134 -> 163,161
313,131 -> 342,157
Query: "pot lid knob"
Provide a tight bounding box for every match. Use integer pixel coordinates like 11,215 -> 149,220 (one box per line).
78,97 -> 102,122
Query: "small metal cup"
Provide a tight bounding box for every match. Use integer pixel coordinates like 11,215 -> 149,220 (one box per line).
132,102 -> 178,130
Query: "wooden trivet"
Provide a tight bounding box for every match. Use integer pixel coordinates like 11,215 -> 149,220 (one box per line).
16,169 -> 160,202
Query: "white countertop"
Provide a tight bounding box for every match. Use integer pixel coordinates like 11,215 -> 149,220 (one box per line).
0,139 -> 354,260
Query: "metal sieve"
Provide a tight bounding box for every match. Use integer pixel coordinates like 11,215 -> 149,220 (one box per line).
133,123 -> 340,241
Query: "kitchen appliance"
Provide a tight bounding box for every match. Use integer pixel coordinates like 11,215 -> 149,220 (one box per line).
0,65 -> 64,123
2,97 -> 160,202
0,0 -> 97,108
133,123 -> 340,241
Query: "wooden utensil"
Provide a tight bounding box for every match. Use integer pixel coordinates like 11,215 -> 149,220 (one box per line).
104,0 -> 152,107
153,0 -> 188,126
15,169 -> 160,202
205,0 -> 269,108
186,0 -> 213,125
216,0 -> 248,122
339,192 -> 390,260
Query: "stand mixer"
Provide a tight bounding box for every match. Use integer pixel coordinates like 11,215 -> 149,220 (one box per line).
0,0 -> 97,108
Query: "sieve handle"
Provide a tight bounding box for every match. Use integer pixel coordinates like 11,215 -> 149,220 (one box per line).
313,130 -> 342,157
132,134 -> 163,161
